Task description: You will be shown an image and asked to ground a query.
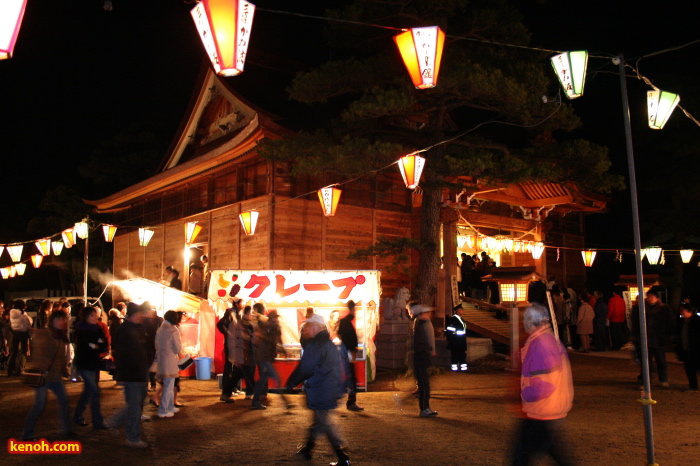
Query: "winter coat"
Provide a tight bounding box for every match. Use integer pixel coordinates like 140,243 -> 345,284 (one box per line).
75,321 -> 108,371
607,295 -> 627,323
112,319 -> 149,383
632,301 -> 673,349
338,314 -> 358,352
254,318 -> 281,363
26,328 -> 69,383
576,303 -> 594,335
155,321 -> 183,378
286,329 -> 343,410
677,314 -> 700,361
10,309 -> 32,332
594,299 -> 608,324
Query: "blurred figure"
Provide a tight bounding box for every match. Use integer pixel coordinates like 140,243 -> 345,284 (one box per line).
576,295 -> 594,353
592,291 -> 608,352
201,255 -> 210,295
7,300 -> 32,376
287,314 -> 349,466
631,288 -> 673,387
155,310 -> 185,418
33,299 -> 52,329
252,304 -> 282,410
511,304 -> 574,466
411,304 -> 437,417
218,298 -> 242,403
188,263 -> 203,296
22,311 -> 74,440
607,288 -> 628,350
677,303 -> 700,392
338,300 -> 363,411
73,306 -> 109,429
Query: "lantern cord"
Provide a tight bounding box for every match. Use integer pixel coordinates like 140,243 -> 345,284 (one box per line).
257,8 -> 404,32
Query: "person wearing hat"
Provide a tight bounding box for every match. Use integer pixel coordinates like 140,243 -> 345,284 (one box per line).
631,288 -> 674,387
287,313 -> 349,466
106,302 -> 150,448
445,304 -> 468,372
411,304 -> 438,417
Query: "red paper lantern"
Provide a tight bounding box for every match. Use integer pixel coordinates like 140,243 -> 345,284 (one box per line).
393,26 -> 445,89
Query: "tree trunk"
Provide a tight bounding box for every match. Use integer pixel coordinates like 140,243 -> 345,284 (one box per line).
412,176 -> 443,306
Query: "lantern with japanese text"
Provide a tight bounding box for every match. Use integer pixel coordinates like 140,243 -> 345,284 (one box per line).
52,241 -> 64,256
393,26 -> 445,89
7,244 -> 23,262
31,254 -> 43,268
317,186 -> 342,217
680,249 -> 694,264
62,229 -> 75,248
35,238 -> 51,256
550,51 -> 588,99
74,221 -> 89,240
139,228 -> 155,247
581,250 -> 596,267
239,210 -> 259,236
103,225 -> 117,242
185,222 -> 203,244
0,0 -> 27,60
647,89 -> 680,130
191,0 -> 256,77
398,154 -> 425,189
531,242 -> 545,260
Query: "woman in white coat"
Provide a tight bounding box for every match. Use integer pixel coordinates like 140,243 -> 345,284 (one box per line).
155,311 -> 184,418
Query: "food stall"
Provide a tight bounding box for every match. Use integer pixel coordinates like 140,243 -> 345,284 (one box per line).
208,270 -> 381,390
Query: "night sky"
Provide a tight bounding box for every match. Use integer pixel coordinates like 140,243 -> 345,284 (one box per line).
1,0 -> 698,281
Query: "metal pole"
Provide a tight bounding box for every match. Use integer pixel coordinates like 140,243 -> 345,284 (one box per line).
83,229 -> 89,306
616,53 -> 656,466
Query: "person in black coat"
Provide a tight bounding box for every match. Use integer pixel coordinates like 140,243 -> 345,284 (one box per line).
631,289 -> 673,387
593,291 -> 608,352
445,305 -> 468,372
73,306 -> 108,429
287,314 -> 348,466
677,303 -> 700,391
337,300 -> 363,411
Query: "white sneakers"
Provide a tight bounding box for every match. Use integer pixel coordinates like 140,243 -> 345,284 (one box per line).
419,408 -> 438,417
157,412 -> 174,418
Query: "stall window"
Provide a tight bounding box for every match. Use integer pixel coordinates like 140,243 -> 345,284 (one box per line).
163,189 -> 184,222
243,161 -> 268,199
214,170 -> 238,207
184,182 -> 209,216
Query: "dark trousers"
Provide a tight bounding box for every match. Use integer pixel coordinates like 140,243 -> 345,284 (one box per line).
512,417 -> 574,466
593,321 -> 607,351
609,322 -> 628,350
413,353 -> 431,411
241,364 -> 256,395
340,344 -> 357,406
309,409 -> 343,448
681,350 -> 699,390
7,330 -> 29,375
75,369 -> 104,427
221,360 -> 234,396
638,347 -> 668,383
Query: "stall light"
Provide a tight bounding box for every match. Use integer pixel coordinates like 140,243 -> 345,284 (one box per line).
680,249 -> 694,264
317,185 -> 342,217
35,238 -> 51,256
0,0 -> 27,60
499,283 -> 516,303
465,235 -> 474,249
10,265 -> 17,278
139,228 -> 155,247
550,50 -> 588,99
514,240 -> 522,253
31,254 -> 43,268
581,250 -> 597,267
0,267 -> 9,279
185,222 -> 203,244
457,235 -> 466,248
531,242 -> 545,260
74,221 -> 89,240
503,238 -> 514,252
239,210 -> 259,236
62,228 -> 75,248
398,154 -> 425,189
15,263 -> 26,276
393,26 -> 445,89
7,244 -> 23,262
52,241 -> 64,256
103,224 -> 117,242
647,89 -> 680,130
643,246 -> 663,265
191,0 -> 256,77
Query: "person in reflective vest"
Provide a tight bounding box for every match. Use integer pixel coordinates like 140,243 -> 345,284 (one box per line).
445,305 -> 468,372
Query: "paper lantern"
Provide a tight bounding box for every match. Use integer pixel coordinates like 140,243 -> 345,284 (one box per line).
465,235 -> 474,249
680,249 -> 694,264
191,0 -> 256,77
317,186 -> 342,217
550,50 -> 588,99
74,221 -> 89,239
15,263 -> 26,276
62,229 -> 75,248
643,246 -> 663,265
35,238 -> 51,256
393,26 -> 445,89
398,154 -> 426,189
531,242 -> 545,260
7,244 -> 23,262
185,222 -> 203,244
0,0 -> 27,60
239,210 -> 259,236
31,254 -> 43,268
0,267 -> 9,279
581,250 -> 596,267
10,265 -> 17,278
52,241 -> 64,256
103,225 -> 117,242
457,235 -> 466,248
647,89 -> 680,130
139,228 -> 155,247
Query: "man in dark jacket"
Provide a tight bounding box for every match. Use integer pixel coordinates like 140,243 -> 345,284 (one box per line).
677,303 -> 700,391
107,302 -> 150,448
287,314 -> 349,466
412,304 -> 437,417
593,291 -> 608,352
337,300 -> 363,411
445,304 -> 468,372
632,289 -> 673,387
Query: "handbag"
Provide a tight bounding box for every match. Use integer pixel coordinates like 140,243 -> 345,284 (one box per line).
100,357 -> 116,372
21,368 -> 48,388
178,355 -> 194,371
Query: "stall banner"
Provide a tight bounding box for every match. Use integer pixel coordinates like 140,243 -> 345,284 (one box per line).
208,270 -> 380,306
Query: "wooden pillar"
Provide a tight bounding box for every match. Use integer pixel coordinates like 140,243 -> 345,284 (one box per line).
441,219 -> 458,320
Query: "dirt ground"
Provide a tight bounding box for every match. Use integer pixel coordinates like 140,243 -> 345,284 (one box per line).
1,351 -> 698,465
